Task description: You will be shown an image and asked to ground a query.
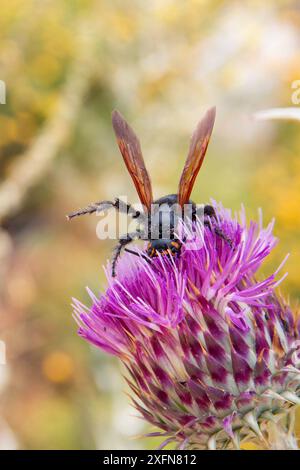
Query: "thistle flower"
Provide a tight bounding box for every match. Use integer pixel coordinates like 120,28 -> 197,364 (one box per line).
73,202 -> 300,450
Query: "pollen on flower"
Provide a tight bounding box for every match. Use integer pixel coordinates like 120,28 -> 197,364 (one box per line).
73,201 -> 300,450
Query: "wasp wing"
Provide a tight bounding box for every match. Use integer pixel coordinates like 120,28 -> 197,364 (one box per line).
112,110 -> 153,212
178,107 -> 216,207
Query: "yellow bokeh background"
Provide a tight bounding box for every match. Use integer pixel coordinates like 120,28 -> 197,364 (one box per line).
0,0 -> 300,449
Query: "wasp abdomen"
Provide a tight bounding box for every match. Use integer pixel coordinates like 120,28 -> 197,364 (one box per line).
147,239 -> 182,258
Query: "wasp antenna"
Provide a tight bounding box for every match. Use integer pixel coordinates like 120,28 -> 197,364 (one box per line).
66,213 -> 78,220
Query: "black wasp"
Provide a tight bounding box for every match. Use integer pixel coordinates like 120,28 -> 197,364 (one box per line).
67,107 -> 231,277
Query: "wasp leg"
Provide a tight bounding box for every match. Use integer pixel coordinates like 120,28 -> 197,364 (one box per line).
67,198 -> 141,220
124,248 -> 151,263
203,204 -> 217,218
112,230 -> 143,277
214,226 -> 233,249
202,205 -> 233,249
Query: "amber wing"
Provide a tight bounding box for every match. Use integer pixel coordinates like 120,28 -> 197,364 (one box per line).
178,107 -> 216,207
112,110 -> 153,212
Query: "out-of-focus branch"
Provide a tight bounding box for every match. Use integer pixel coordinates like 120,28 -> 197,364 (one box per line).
1,1 -> 52,81
0,15 -> 99,448
0,230 -> 12,293
254,108 -> 300,122
0,20 -> 97,223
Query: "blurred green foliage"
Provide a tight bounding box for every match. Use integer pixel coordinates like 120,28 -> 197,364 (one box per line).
0,0 -> 300,449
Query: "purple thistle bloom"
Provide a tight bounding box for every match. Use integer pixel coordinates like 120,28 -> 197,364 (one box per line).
73,202 -> 300,449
